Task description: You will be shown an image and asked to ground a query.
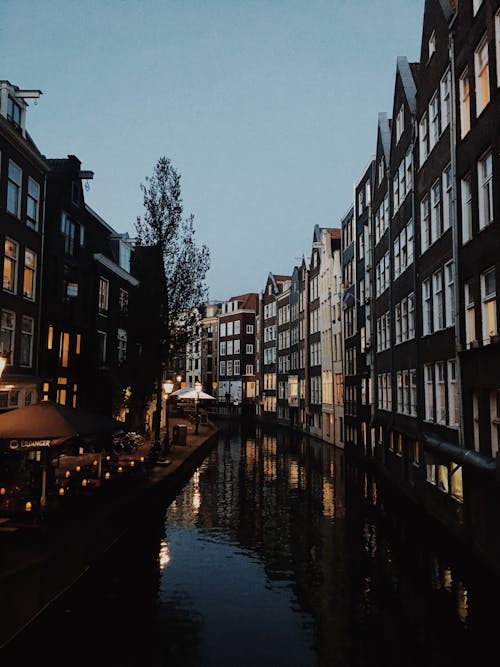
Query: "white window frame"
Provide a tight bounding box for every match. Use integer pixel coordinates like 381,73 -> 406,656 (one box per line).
475,34 -> 490,116
3,238 -> 18,294
465,282 -> 477,348
7,160 -> 22,218
20,314 -> 34,368
481,268 -> 497,343
429,92 -> 440,150
461,174 -> 473,243
478,150 -> 493,230
246,324 -> 254,334
27,177 -> 40,229
445,261 -> 455,328
23,249 -> 37,301
440,69 -> 451,130
98,277 -> 109,314
0,310 -> 15,364
459,70 -> 471,138
433,270 -> 444,331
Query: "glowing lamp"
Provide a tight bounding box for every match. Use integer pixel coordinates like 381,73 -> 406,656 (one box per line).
104,472 -> 111,480
25,501 -> 32,512
0,487 -> 6,496
81,479 -> 88,487
59,487 -> 65,496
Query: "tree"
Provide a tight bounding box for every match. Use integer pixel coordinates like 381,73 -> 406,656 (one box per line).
135,157 -> 210,455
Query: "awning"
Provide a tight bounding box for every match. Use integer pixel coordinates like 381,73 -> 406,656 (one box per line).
423,434 -> 496,475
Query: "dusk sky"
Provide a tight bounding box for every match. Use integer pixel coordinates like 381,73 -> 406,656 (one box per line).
3,0 -> 423,302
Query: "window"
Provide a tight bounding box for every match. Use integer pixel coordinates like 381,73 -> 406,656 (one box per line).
394,220 -> 414,279
421,196 -> 431,252
234,360 -> 240,375
7,161 -> 22,217
227,340 -> 233,355
459,70 -> 470,138
7,96 -> 22,126
465,281 -> 476,347
90,331 -> 104,368
440,70 -> 451,130
59,332 -> 70,367
433,271 -> 444,331
219,341 -> 226,356
445,261 -> 455,328
423,278 -> 432,335
98,277 -> 109,314
220,322 -> 226,337
246,324 -> 254,334
396,105 -> 404,143
234,339 -> 240,354
448,360 -> 459,427
234,320 -> 240,334
117,329 -> 127,363
431,180 -> 441,241
226,360 -> 233,376
419,113 -> 429,166
61,213 -> 77,255
378,157 -> 384,186
428,30 -> 436,60
119,289 -> 129,314
481,269 -> 497,343
435,362 -> 446,424
475,35 -> 490,115
461,174 -> 473,243
478,150 -> 493,230
245,364 -> 254,375
490,389 -> 500,458
227,321 -> 233,336
246,343 -> 253,354
425,364 -> 434,421
429,93 -> 440,150
26,178 -> 40,229
20,315 -> 34,367
0,310 -> 15,363
23,249 -> 36,300
442,165 -> 452,232
3,239 -> 18,293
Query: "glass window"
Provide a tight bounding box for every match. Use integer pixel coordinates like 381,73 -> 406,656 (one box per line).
27,178 -> 40,228
478,151 -> 493,230
3,239 -> 18,293
7,161 -> 22,217
481,269 -> 497,343
0,310 -> 15,363
475,35 -> 490,115
98,277 -> 109,313
117,328 -> 127,363
23,249 -> 36,300
461,174 -> 473,243
20,315 -> 34,367
459,70 -> 470,138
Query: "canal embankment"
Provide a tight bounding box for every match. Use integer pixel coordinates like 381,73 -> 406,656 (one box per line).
0,417 -> 219,649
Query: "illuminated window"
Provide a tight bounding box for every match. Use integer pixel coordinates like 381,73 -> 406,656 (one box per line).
73,384 -> 78,408
59,332 -> 70,367
3,239 -> 18,293
474,35 -> 490,115
465,281 -> 476,347
47,325 -> 54,350
23,249 -> 36,300
42,382 -> 50,401
75,333 -> 81,354
481,268 -> 497,343
478,150 -> 493,230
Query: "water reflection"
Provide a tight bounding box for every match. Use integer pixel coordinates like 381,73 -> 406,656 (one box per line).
2,424 -> 500,666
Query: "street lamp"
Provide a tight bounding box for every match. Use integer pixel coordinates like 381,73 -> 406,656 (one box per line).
161,379 -> 174,457
0,353 -> 8,380
194,381 -> 202,435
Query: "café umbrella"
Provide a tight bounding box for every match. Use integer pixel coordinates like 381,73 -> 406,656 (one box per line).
170,386 -> 216,400
0,401 -> 122,507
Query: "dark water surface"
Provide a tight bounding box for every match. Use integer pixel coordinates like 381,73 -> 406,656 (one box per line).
2,424 -> 498,666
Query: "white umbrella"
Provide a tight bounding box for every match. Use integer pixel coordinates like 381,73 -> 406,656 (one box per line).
170,386 -> 215,400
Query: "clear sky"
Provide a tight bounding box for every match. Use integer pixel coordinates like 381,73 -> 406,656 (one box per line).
2,0 -> 423,302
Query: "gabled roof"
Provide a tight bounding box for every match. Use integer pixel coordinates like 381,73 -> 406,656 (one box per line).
396,56 -> 417,116
377,112 -> 392,164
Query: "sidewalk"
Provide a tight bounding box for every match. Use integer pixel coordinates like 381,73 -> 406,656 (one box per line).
0,415 -> 219,649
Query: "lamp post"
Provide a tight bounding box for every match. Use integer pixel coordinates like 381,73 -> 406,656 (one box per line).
161,379 -> 174,457
194,381 -> 202,435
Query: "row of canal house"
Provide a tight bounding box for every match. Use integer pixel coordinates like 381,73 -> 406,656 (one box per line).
347,0 -> 500,569
198,0 -> 500,570
0,80 -> 165,432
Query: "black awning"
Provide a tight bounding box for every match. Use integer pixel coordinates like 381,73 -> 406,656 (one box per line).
423,434 -> 496,475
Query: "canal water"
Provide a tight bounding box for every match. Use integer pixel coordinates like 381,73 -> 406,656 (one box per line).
2,424 -> 498,666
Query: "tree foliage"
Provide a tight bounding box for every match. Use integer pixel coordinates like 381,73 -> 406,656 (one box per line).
135,156 -> 210,329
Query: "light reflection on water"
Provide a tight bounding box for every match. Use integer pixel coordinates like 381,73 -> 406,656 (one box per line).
2,424 -> 499,667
